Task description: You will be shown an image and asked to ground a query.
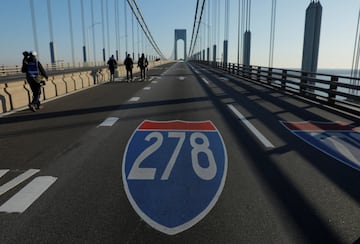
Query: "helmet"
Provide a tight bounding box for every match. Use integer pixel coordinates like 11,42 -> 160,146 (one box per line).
30,51 -> 37,57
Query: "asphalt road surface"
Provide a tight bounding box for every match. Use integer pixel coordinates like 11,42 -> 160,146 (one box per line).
0,62 -> 359,244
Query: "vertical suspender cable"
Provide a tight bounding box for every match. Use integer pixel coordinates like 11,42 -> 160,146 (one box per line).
106,0 -> 110,57
208,0 -> 211,61
101,0 -> 106,61
47,0 -> 54,43
188,0 -> 200,58
240,0 -> 245,63
80,0 -> 87,62
137,22 -> 140,58
212,0 -> 217,62
217,0 -> 220,57
91,0 -> 97,64
351,8 -> 360,95
29,0 -> 39,58
124,0 -> 128,55
237,0 -> 241,65
224,0 -> 229,41
68,0 -> 75,66
47,0 -> 56,64
115,0 -> 119,60
132,14 -> 135,59
269,0 -> 276,67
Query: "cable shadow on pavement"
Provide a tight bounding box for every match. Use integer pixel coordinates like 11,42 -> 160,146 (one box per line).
192,66 -> 349,243
0,96 -> 214,125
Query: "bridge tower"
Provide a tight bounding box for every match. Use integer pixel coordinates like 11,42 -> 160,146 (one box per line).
301,1 -> 322,74
174,29 -> 187,60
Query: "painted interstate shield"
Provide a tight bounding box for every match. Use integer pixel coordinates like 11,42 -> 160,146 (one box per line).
122,120 -> 227,235
281,121 -> 360,171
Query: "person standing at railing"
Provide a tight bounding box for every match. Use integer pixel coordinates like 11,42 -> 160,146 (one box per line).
138,53 -> 148,81
21,51 -> 48,112
124,54 -> 133,82
107,55 -> 117,82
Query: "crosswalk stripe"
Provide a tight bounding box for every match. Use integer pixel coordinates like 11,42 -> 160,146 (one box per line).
0,176 -> 57,213
0,169 -> 40,196
0,169 -> 9,179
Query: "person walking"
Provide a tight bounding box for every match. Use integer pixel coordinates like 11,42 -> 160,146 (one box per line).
22,51 -> 48,112
124,54 -> 133,82
107,55 -> 117,82
138,53 -> 148,80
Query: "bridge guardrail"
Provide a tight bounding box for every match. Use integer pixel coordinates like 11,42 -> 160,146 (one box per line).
197,61 -> 360,116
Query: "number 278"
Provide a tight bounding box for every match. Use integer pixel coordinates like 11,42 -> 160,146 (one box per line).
127,132 -> 217,181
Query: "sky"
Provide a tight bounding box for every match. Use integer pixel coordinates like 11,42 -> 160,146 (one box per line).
1,0 -> 360,69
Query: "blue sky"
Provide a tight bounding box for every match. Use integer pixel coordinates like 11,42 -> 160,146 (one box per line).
1,0 -> 360,69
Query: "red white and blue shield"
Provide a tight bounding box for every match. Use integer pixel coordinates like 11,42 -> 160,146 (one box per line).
122,120 -> 228,235
281,121 -> 360,171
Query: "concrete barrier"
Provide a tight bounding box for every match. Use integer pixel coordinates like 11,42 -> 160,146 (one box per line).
63,73 -> 75,93
72,73 -> 83,90
0,61 -> 174,114
42,79 -> 57,100
52,74 -> 67,96
5,80 -> 30,110
0,83 -> 11,113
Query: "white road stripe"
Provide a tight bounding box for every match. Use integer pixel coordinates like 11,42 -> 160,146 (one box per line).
143,87 -> 151,90
201,77 -> 209,85
129,97 -> 140,102
151,80 -> 158,84
0,176 -> 57,213
0,170 -> 9,179
227,104 -> 275,149
98,117 -> 119,127
0,169 -> 40,196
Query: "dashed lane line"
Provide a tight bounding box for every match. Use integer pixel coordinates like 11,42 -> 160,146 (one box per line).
227,104 -> 275,149
201,77 -> 209,85
98,117 -> 119,127
129,97 -> 140,102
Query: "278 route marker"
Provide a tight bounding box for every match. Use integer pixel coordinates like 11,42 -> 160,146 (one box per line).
122,120 -> 228,235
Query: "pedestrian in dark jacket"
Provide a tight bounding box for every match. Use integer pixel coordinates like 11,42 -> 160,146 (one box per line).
22,51 -> 48,112
107,55 -> 117,82
124,54 -> 133,82
138,53 -> 148,80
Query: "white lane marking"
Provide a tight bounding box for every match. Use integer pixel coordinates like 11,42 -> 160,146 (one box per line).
178,76 -> 185,80
201,77 -> 209,85
0,176 -> 57,213
0,169 -> 40,196
219,77 -> 229,81
143,87 -> 151,90
227,104 -> 275,149
129,97 -> 140,102
151,80 -> 158,84
98,117 -> 119,127
0,170 -> 9,179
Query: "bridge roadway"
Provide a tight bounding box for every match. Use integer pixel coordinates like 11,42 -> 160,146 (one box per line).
0,62 -> 359,243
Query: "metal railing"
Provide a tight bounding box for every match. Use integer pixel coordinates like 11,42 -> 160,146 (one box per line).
199,61 -> 360,115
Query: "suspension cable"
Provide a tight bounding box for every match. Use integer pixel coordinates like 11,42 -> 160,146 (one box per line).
126,0 -> 166,59
269,0 -> 276,67
189,0 -> 207,58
